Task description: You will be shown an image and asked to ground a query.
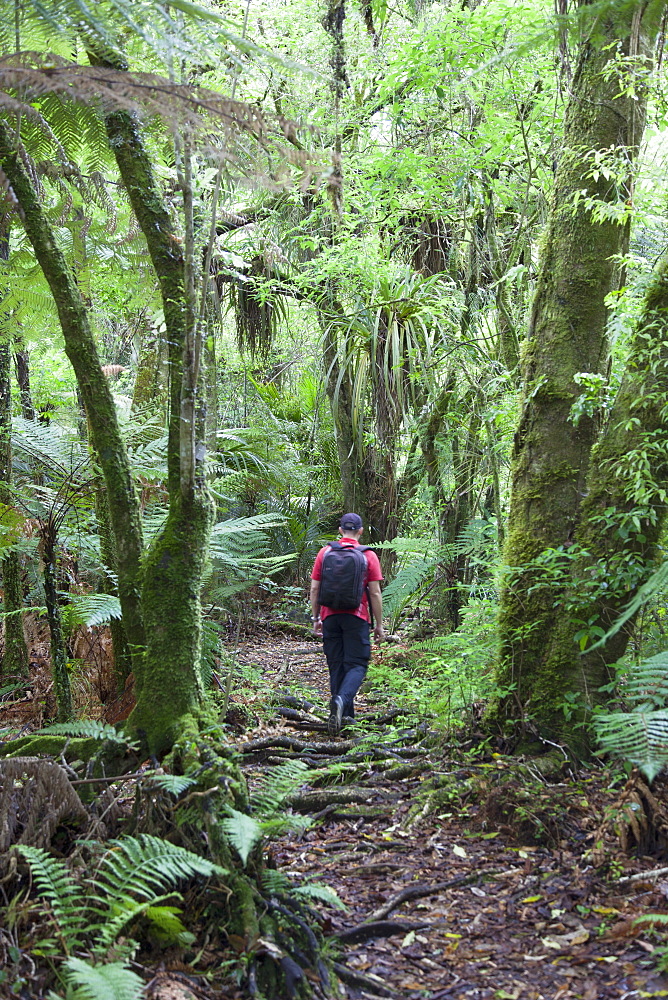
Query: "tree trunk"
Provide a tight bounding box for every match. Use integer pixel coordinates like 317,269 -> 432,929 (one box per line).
95,479 -> 132,690
98,83 -> 214,753
494,1 -> 665,747
520,255 -> 668,746
0,224 -> 29,679
40,524 -> 72,722
0,118 -> 146,673
13,336 -> 35,420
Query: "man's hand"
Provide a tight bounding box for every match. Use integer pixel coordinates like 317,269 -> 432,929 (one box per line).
313,617 -> 322,636
373,622 -> 386,643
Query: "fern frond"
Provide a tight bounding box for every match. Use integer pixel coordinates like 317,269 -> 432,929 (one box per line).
381,556 -> 437,622
620,652 -> 668,708
90,834 -> 226,949
220,808 -> 262,867
292,883 -> 348,910
61,956 -> 144,1000
595,709 -> 668,783
146,773 -> 197,797
250,760 -> 308,819
261,869 -> 291,896
143,905 -> 195,945
61,593 -> 122,629
17,846 -> 85,950
590,562 -> 668,651
38,721 -> 133,745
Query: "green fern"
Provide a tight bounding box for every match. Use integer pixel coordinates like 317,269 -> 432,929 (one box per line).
55,956 -> 144,1000
594,651 -> 668,781
21,834 -> 227,959
220,808 -> 263,867
17,847 -> 86,953
250,760 -> 309,818
595,709 -> 668,784
38,721 -> 134,746
261,869 -> 291,895
617,651 -> 668,708
147,773 -> 197,797
292,883 -> 348,911
89,834 -> 226,951
61,593 -> 123,630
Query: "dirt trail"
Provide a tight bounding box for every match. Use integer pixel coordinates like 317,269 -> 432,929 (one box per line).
231,635 -> 668,1000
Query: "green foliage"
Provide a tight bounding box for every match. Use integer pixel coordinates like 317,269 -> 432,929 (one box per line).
222,760 -> 311,866
37,721 -> 135,746
261,867 -> 347,910
51,957 -> 145,1000
61,593 -> 123,630
220,809 -> 263,867
18,834 -> 226,958
594,651 -> 668,782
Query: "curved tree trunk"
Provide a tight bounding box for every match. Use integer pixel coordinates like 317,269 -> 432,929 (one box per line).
0,118 -> 146,675
99,79 -> 214,754
493,1 -> 665,748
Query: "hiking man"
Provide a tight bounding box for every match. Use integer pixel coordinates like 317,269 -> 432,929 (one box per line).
310,513 -> 385,736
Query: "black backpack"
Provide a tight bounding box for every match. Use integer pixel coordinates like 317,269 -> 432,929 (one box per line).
318,541 -> 371,613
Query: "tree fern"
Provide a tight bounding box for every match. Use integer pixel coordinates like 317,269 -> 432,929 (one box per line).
61,593 -> 122,630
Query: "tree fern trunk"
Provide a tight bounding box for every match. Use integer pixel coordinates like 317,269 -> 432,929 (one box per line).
0,222 -> 29,679
41,525 -> 72,722
13,337 -> 35,421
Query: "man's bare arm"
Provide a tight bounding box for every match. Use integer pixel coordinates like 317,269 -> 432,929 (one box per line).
368,580 -> 386,641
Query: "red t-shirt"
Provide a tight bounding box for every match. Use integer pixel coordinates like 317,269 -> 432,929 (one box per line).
311,538 -> 383,622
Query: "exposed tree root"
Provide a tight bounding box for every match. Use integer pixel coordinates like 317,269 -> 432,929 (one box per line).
367,874 -> 484,922
288,787 -> 392,812
334,918 -> 433,944
332,961 -> 399,997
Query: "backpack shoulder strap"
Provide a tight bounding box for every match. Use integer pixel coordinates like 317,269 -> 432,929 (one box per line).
326,540 -> 341,550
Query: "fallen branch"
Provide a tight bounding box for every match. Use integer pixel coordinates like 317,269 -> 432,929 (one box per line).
619,866 -> 668,884
288,787 -> 389,812
240,736 -> 359,754
332,962 -> 398,997
334,919 -> 432,944
367,873 -> 484,922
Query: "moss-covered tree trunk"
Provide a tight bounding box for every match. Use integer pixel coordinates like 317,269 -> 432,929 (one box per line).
0,118 -> 146,673
99,86 -> 214,754
493,2 -> 665,747
526,256 -> 668,743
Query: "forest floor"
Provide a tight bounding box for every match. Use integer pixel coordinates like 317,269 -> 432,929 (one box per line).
228,633 -> 668,1000
4,627 -> 668,999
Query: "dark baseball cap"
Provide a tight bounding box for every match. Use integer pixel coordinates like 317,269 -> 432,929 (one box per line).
339,512 -> 363,530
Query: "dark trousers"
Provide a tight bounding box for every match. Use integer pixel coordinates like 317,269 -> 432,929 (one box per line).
322,613 -> 371,718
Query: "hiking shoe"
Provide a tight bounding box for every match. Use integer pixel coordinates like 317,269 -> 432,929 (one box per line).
328,696 -> 344,737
